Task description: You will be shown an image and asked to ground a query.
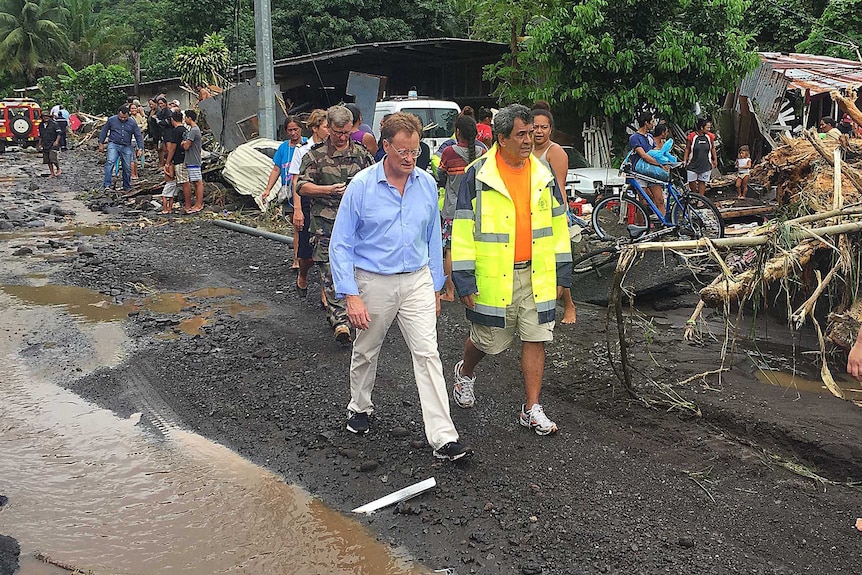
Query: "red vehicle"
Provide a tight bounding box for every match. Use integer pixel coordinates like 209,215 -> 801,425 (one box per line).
0,98 -> 42,152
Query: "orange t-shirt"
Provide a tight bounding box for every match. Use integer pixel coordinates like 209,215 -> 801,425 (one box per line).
496,151 -> 532,262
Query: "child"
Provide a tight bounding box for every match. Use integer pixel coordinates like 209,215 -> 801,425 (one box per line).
735,145 -> 752,199
650,123 -> 677,165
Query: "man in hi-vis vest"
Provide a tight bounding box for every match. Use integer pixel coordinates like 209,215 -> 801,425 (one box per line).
450,104 -> 572,435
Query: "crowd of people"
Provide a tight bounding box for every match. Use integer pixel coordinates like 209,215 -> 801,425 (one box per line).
93,94 -> 206,214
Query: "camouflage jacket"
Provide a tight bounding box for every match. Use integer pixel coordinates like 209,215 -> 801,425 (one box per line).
296,138 -> 374,222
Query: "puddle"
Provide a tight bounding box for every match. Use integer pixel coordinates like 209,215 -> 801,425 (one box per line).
754,369 -> 862,396
0,284 -> 134,322
0,274 -> 429,575
0,224 -> 113,240
179,311 -> 213,336
143,291 -> 190,314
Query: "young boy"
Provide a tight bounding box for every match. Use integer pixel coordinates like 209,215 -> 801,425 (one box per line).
38,111 -> 61,177
181,110 -> 204,214
160,111 -> 187,213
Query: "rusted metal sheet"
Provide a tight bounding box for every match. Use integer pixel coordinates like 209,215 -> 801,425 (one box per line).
738,62 -> 789,127
759,52 -> 862,95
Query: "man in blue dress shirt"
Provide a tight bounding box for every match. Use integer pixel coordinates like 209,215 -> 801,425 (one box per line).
329,112 -> 472,461
98,104 -> 143,192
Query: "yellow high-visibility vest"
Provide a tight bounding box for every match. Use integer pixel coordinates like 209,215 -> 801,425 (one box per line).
451,146 -> 572,327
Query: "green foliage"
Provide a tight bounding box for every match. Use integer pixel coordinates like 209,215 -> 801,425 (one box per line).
741,1 -> 827,52
797,0 -> 862,60
174,33 -> 231,87
487,0 -> 759,128
0,0 -> 71,83
65,63 -> 133,114
453,0 -> 550,43
63,0 -> 133,68
103,0 -> 468,83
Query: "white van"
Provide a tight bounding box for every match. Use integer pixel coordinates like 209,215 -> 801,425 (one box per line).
372,97 -> 461,153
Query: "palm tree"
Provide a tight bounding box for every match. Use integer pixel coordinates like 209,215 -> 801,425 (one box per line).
0,0 -> 70,83
64,0 -> 132,68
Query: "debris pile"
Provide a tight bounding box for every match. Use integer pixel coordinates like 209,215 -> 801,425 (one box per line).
610,89 -> 862,406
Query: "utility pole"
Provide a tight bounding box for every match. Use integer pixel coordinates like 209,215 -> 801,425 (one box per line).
253,0 -> 276,139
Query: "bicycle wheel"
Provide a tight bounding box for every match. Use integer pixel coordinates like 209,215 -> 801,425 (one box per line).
670,193 -> 725,239
591,196 -> 650,242
572,247 -> 619,274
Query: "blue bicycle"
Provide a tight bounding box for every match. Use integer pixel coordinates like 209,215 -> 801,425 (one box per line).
572,164 -> 724,273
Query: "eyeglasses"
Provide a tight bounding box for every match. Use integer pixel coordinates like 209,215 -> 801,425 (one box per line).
330,129 -> 351,138
390,147 -> 421,159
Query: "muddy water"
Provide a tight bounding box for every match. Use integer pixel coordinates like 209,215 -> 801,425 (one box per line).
754,369 -> 862,396
0,289 -> 428,575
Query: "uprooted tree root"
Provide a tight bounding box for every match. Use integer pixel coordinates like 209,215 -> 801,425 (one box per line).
606,124 -> 862,412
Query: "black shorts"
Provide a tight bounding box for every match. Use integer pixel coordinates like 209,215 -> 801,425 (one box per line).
42,149 -> 58,165
296,204 -> 312,260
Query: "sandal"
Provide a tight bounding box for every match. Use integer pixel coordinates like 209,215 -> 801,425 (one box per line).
296,280 -> 308,298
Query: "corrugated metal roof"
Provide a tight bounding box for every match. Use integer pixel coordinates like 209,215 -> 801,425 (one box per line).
759,52 -> 862,95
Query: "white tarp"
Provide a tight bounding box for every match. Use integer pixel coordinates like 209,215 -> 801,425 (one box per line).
221,138 -> 281,211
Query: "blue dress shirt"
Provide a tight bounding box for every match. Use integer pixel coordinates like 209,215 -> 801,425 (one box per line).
330,161 -> 445,298
98,115 -> 144,148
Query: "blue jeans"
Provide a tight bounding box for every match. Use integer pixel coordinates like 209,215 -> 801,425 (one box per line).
104,142 -> 133,190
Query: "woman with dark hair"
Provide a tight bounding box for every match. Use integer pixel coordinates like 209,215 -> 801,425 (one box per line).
344,103 -> 378,155
262,114 -> 307,267
477,107 -> 493,147
683,118 -> 717,195
438,114 -> 485,301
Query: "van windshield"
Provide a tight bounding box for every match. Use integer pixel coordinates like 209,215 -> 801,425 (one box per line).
401,108 -> 459,139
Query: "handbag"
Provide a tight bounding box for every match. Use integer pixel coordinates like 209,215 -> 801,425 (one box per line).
634,157 -> 670,182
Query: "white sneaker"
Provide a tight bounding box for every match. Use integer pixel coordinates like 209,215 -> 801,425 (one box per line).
519,403 -> 558,435
452,360 -> 476,408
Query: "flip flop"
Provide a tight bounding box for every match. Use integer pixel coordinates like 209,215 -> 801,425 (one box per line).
296,280 -> 308,298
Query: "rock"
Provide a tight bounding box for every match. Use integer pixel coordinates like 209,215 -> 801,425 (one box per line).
0,495 -> 7,507
102,206 -> 123,215
409,440 -> 425,449
0,533 -> 20,575
28,181 -> 39,190
520,559 -> 543,574
12,247 -> 32,256
252,348 -> 273,358
24,220 -> 45,228
359,460 -> 379,472
5,210 -> 25,222
338,447 -> 361,459
0,221 -> 14,230
395,502 -> 422,515
77,245 -> 96,256
678,536 -> 695,548
391,426 -> 409,438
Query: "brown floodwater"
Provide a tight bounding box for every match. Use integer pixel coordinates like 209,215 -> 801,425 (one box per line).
0,285 -> 428,575
754,369 -> 862,396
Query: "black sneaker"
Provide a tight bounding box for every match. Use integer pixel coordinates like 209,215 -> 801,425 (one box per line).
433,441 -> 473,461
346,411 -> 370,434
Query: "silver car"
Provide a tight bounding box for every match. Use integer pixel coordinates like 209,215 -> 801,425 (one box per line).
561,146 -> 627,204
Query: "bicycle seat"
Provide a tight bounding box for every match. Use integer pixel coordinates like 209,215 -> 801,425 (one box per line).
627,224 -> 648,238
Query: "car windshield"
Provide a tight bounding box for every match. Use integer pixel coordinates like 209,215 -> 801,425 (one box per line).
562,146 -> 591,169
401,108 -> 459,139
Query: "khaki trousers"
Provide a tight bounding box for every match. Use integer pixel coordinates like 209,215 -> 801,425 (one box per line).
347,266 -> 459,449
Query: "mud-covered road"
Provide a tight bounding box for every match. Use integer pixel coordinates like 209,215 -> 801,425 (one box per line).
1,147 -> 861,574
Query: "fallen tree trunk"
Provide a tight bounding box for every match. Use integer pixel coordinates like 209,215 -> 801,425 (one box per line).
699,239 -> 820,307
831,88 -> 862,128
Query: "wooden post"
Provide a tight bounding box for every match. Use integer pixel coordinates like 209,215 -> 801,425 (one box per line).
833,147 -> 843,212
